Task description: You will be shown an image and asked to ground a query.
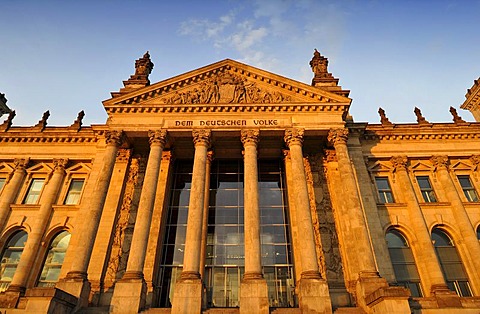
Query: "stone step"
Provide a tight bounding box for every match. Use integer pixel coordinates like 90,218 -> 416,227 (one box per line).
270,308 -> 302,314
202,308 -> 239,314
334,307 -> 366,314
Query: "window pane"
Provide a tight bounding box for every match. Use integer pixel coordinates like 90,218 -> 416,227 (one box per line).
0,231 -> 28,290
417,176 -> 437,202
64,179 -> 85,205
457,175 -> 479,202
0,178 -> 6,192
37,231 -> 71,287
23,179 -> 45,204
375,177 -> 394,203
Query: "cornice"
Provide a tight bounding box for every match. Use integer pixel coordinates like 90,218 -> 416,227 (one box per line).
461,78 -> 480,111
0,127 -> 99,144
104,103 -> 350,115
362,123 -> 480,141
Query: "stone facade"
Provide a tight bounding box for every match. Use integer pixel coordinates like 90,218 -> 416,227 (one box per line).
0,51 -> 479,313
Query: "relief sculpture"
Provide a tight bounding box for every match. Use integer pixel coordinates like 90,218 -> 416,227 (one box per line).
308,154 -> 344,282
162,72 -> 291,104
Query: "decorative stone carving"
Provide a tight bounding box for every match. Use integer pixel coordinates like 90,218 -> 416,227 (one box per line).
53,158 -> 68,172
105,130 -> 124,147
148,129 -> 167,146
34,110 -> 50,131
240,129 -> 260,146
192,129 -> 211,147
323,149 -> 337,163
414,107 -> 429,124
378,107 -> 393,126
309,49 -> 332,79
390,156 -> 408,171
284,128 -> 304,147
106,156 -> 142,285
0,110 -> 15,131
161,72 -> 291,105
327,128 -> 348,146
13,158 -> 29,171
134,51 -> 154,77
308,154 -> 344,281
450,106 -> 466,124
69,110 -> 84,131
430,155 -> 449,170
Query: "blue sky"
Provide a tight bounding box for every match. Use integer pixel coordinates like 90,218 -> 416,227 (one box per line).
1,0 -> 479,126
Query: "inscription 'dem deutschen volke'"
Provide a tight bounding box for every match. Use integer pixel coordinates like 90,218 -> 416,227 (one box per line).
170,118 -> 290,128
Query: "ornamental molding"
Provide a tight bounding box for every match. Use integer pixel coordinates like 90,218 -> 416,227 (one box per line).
363,125 -> 480,142
430,155 -> 449,170
103,59 -> 351,112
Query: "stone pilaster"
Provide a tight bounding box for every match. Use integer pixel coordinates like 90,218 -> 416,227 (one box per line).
284,128 -> 332,314
0,158 -> 29,233
431,155 -> 480,294
390,156 -> 452,297
57,130 -> 124,307
111,130 -> 167,313
240,129 -> 269,314
8,159 -> 68,293
171,129 -> 211,314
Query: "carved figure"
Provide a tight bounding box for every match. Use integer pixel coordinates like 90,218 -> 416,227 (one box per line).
414,107 -> 429,124
450,106 -> 466,124
378,107 -> 393,126
134,51 -> 154,77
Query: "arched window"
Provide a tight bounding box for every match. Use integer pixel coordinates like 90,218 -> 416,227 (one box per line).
0,230 -> 28,292
37,231 -> 71,287
431,229 -> 472,297
386,230 -> 423,297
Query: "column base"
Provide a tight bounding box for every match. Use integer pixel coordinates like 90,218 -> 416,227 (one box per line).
0,290 -> 21,308
171,278 -> 203,314
110,278 -> 147,314
55,274 -> 90,310
365,286 -> 411,314
240,278 -> 269,314
431,284 -> 462,308
297,278 -> 332,314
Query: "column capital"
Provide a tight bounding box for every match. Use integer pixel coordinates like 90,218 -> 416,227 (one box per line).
284,128 -> 304,147
105,130 -> 125,147
53,158 -> 69,173
192,129 -> 211,147
430,155 -> 449,170
148,129 -> 167,146
327,128 -> 348,146
13,158 -> 29,171
207,150 -> 215,163
390,156 -> 408,171
240,129 -> 260,147
323,149 -> 337,163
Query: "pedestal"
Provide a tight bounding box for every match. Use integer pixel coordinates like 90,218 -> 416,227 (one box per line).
240,278 -> 269,314
171,278 -> 203,314
110,279 -> 146,313
297,278 -> 332,314
55,276 -> 90,310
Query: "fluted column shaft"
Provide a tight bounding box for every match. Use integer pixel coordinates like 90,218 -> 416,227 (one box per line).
199,151 -> 213,279
123,130 -> 167,280
284,128 -> 320,279
8,159 -> 68,291
66,130 -> 124,280
181,130 -> 210,279
328,129 -> 377,275
431,156 -> 480,288
241,130 -> 263,279
0,158 -> 29,233
390,156 -> 447,294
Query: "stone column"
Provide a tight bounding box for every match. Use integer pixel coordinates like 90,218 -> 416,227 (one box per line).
172,129 -> 211,314
328,129 -> 411,313
240,129 -> 269,314
199,151 -> 214,280
431,155 -> 480,293
284,128 -> 331,314
0,158 -> 29,233
111,130 -> 167,313
390,156 -> 451,296
58,130 -> 124,304
7,159 -> 68,293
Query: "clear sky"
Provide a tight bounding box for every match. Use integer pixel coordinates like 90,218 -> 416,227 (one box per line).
1,0 -> 479,126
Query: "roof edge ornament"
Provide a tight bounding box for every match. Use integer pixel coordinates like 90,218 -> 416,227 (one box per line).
309,49 -> 349,97
460,77 -> 480,122
112,51 -> 155,98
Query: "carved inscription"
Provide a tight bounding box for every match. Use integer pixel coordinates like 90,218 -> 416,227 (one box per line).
161,72 -> 291,104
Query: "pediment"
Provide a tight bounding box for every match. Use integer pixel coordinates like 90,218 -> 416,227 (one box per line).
0,162 -> 14,173
410,160 -> 433,172
66,163 -> 91,173
368,160 -> 394,172
104,59 -> 351,108
27,163 -> 53,173
450,160 -> 473,171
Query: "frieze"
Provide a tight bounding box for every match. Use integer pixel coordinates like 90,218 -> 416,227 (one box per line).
167,118 -> 290,128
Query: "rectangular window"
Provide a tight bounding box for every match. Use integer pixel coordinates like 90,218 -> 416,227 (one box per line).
417,176 -> 437,202
375,177 -> 394,203
457,175 -> 479,202
23,179 -> 45,204
64,179 -> 85,205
